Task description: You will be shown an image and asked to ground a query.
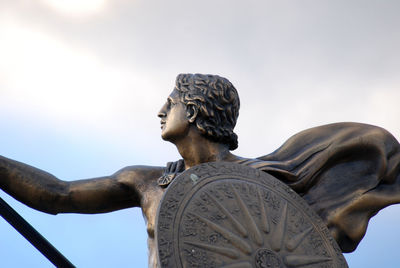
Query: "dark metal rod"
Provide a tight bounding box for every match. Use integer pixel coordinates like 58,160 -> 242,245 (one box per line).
0,197 -> 75,268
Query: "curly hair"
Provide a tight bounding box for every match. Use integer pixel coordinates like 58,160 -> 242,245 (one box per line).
175,73 -> 240,150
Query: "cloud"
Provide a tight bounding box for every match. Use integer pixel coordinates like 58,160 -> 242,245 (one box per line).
0,16 -> 165,143
40,0 -> 108,16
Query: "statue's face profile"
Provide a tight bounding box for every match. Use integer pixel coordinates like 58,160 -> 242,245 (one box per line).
158,89 -> 190,143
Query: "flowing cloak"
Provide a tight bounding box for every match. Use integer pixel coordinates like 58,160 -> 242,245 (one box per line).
236,122 -> 400,253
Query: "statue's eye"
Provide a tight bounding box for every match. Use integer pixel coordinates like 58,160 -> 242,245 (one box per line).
167,98 -> 177,108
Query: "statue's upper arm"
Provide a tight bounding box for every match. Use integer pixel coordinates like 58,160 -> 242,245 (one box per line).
114,165 -> 165,206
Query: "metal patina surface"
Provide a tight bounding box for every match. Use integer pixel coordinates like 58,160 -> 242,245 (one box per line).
156,162 -> 348,268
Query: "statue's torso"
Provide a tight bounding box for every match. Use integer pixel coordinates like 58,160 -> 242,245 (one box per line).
141,180 -> 166,268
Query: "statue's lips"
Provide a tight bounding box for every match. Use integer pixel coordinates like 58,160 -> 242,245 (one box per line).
160,121 -> 165,129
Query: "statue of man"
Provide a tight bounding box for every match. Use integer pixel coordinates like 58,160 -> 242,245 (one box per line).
1,74 -> 400,267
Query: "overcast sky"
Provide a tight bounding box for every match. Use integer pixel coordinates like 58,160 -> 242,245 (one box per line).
1,0 -> 399,267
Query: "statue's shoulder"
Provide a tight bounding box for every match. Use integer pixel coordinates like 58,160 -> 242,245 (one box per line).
114,165 -> 165,186
233,156 -> 276,169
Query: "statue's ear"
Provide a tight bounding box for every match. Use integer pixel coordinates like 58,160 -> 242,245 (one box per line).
186,103 -> 198,123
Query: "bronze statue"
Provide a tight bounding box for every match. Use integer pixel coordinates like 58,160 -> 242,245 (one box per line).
1,74 -> 399,267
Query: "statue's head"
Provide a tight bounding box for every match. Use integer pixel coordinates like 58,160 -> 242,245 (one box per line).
158,74 -> 240,150
172,73 -> 240,150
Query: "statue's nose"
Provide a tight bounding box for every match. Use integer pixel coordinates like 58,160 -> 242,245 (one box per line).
158,103 -> 167,118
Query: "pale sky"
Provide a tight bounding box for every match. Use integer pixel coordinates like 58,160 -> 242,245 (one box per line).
1,0 -> 399,267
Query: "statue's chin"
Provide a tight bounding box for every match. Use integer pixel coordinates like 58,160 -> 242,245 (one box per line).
160,133 -> 174,143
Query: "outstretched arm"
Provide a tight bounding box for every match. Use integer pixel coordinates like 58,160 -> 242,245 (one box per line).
0,156 -> 164,215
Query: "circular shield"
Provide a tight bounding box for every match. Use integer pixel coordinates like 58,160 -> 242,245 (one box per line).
156,162 -> 348,268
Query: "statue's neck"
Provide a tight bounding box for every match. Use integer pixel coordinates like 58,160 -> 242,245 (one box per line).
174,130 -> 237,169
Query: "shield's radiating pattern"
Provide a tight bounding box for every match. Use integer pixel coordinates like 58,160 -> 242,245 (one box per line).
156,162 -> 348,268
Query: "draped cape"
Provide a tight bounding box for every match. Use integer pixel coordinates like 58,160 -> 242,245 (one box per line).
239,122 -> 400,252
